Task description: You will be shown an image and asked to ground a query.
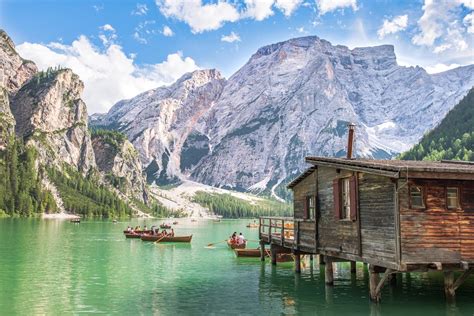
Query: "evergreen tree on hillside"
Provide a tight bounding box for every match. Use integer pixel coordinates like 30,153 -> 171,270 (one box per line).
400,88 -> 474,161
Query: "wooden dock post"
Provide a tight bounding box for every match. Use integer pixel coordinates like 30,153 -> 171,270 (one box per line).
369,265 -> 393,303
270,244 -> 277,265
325,256 -> 334,285
319,254 -> 326,265
444,271 -> 455,301
350,261 -> 357,274
294,252 -> 301,273
259,241 -> 266,262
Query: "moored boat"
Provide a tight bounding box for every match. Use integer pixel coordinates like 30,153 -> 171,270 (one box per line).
123,230 -> 152,234
246,223 -> 258,228
70,218 -> 80,223
227,239 -> 246,249
141,234 -> 192,243
234,248 -> 260,257
125,233 -> 142,239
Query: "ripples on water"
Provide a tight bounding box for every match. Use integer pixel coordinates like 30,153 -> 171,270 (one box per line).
0,218 -> 473,315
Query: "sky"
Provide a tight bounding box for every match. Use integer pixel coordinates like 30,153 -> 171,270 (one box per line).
1,0 -> 473,114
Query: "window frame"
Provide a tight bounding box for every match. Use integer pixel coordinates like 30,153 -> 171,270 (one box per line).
340,177 -> 351,220
446,186 -> 460,210
306,195 -> 316,220
409,185 -> 425,209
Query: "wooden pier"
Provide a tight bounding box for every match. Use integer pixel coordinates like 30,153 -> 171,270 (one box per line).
259,158 -> 474,303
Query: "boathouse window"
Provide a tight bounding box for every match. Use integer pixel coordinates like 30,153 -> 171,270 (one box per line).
333,175 -> 357,221
446,187 -> 459,209
305,195 -> 316,220
409,186 -> 425,209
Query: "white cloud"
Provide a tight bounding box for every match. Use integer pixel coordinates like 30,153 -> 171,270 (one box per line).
156,0 -> 302,33
221,32 -> 241,43
412,0 -> 473,53
162,25 -> 174,37
132,3 -> 148,15
425,63 -> 461,73
133,20 -> 158,44
296,27 -> 305,33
16,36 -> 199,114
377,15 -> 408,39
316,0 -> 358,15
157,0 -> 240,33
93,4 -> 104,12
275,0 -> 303,16
243,0 -> 275,21
100,24 -> 115,32
464,12 -> 474,33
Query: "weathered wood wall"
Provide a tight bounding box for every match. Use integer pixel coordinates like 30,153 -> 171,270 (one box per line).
399,179 -> 474,263
316,167 -> 359,255
293,170 -> 317,219
358,173 -> 396,263
292,170 -> 317,251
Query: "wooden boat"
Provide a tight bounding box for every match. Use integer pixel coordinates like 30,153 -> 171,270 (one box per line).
123,230 -> 152,234
234,248 -> 260,257
227,239 -> 246,249
246,223 -> 258,228
160,224 -> 172,229
158,235 -> 192,243
276,253 -> 294,263
141,234 -> 192,243
70,218 -> 80,223
172,221 -> 178,225
125,233 -> 142,239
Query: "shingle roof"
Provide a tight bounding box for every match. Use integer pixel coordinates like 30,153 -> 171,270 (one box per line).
287,157 -> 474,189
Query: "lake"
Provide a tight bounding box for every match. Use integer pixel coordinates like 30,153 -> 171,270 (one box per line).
1,218 -> 473,315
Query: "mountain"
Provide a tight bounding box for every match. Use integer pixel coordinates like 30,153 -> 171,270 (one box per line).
0,29 -> 150,217
400,88 -> 474,161
92,36 -> 474,199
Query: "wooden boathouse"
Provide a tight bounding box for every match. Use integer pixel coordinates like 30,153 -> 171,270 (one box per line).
259,139 -> 474,302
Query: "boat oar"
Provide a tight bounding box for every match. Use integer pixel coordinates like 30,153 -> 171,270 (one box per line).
206,240 -> 227,247
154,235 -> 166,244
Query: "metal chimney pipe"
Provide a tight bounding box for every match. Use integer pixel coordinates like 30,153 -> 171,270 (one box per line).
347,123 -> 355,159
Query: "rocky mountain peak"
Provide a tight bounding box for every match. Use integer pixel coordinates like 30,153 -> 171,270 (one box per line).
0,29 -> 37,94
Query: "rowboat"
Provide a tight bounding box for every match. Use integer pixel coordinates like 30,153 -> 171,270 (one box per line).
246,223 -> 258,228
125,233 -> 142,239
227,240 -> 246,249
123,230 -> 152,234
234,248 -> 260,257
160,224 -> 171,229
70,218 -> 80,223
141,234 -> 192,243
172,221 -> 178,225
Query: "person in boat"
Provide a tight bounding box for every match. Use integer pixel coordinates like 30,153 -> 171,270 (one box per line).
127,226 -> 131,232
170,228 -> 174,237
144,225 -> 147,231
230,232 -> 237,244
162,229 -> 167,236
238,232 -> 246,245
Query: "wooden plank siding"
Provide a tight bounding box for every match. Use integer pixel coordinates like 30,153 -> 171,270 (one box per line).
358,173 -> 396,264
316,167 -> 359,255
398,179 -> 474,264
293,170 -> 317,219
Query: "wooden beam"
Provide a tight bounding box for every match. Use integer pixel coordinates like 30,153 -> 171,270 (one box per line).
259,240 -> 266,262
444,271 -> 455,301
325,257 -> 334,285
453,269 -> 473,291
270,244 -> 278,265
295,253 -> 301,273
369,266 -> 394,303
350,261 -> 357,274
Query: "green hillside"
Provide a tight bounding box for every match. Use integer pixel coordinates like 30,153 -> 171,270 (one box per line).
400,88 -> 474,161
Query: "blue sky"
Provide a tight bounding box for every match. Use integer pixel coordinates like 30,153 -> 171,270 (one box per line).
1,0 -> 473,113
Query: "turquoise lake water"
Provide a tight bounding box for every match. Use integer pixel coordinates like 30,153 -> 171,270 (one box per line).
0,218 -> 473,315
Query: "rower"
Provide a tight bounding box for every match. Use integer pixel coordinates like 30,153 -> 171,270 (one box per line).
238,232 -> 245,245
170,228 -> 174,237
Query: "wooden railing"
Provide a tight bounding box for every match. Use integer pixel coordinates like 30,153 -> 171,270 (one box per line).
259,217 -> 295,246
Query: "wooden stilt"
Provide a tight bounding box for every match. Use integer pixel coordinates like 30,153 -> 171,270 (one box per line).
295,253 -> 301,273
369,266 -> 393,303
259,241 -> 265,262
389,273 -> 397,286
320,254 -> 326,265
369,266 -> 380,302
350,261 -> 357,274
325,256 -> 334,285
444,271 -> 455,301
271,245 -> 277,265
